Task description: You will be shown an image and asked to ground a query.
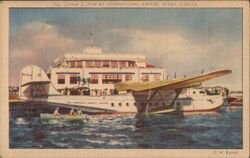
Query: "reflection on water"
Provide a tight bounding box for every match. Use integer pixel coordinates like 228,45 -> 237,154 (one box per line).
9,107 -> 242,148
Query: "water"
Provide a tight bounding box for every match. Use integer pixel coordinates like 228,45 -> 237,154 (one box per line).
9,107 -> 242,149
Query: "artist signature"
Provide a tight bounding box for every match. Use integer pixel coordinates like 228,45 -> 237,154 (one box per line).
213,150 -> 239,155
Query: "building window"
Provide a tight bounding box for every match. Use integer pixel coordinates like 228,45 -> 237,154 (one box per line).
102,61 -> 110,67
141,74 -> 149,82
162,102 -> 165,106
58,75 -> 65,84
69,61 -> 76,68
111,103 -> 114,107
125,74 -> 132,81
119,61 -> 126,68
90,74 -> 98,84
128,61 -> 135,67
102,74 -> 122,84
111,61 -> 118,68
119,103 -> 122,106
155,102 -> 158,106
153,74 -> 161,81
117,75 -> 122,81
86,61 -> 93,67
93,61 -> 101,67
134,103 -> 136,106
70,74 -> 77,84
193,91 -> 196,94
126,103 -> 129,106
76,61 -> 82,68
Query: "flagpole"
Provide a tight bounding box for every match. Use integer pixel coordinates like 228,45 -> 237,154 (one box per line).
90,32 -> 93,46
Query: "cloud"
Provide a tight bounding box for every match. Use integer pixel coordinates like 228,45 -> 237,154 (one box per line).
10,49 -> 40,61
11,21 -> 80,52
111,28 -> 242,90
112,28 -> 191,51
24,21 -> 56,32
9,21 -> 82,86
9,21 -> 242,91
111,28 -> 215,68
9,49 -> 41,86
26,22 -> 75,50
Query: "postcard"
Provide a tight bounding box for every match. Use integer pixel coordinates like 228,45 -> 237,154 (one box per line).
0,1 -> 249,158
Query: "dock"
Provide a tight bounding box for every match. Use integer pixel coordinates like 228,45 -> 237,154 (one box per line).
9,100 -> 84,116
9,100 -> 49,117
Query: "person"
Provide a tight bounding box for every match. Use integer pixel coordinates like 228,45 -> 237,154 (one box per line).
76,109 -> 83,115
53,107 -> 60,115
69,108 -> 76,115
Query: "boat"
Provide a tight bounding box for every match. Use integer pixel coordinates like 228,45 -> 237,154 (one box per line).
18,47 -> 232,114
227,91 -> 243,107
40,113 -> 88,121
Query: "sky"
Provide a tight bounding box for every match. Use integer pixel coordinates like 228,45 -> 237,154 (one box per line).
9,8 -> 242,90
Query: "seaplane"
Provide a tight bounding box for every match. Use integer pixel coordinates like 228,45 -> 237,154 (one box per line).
19,65 -> 232,115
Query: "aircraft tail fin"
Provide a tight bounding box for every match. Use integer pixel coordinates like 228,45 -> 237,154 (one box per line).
19,65 -> 60,100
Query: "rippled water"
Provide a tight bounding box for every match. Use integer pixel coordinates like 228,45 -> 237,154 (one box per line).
9,107 -> 242,148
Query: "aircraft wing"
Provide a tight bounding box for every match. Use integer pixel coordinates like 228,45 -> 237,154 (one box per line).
21,81 -> 51,87
114,70 -> 232,92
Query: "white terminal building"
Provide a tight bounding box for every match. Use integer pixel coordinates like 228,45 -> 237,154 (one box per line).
47,47 -> 166,95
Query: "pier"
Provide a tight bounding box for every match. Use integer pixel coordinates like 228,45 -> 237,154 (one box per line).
9,100 -> 84,116
9,100 -> 49,117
